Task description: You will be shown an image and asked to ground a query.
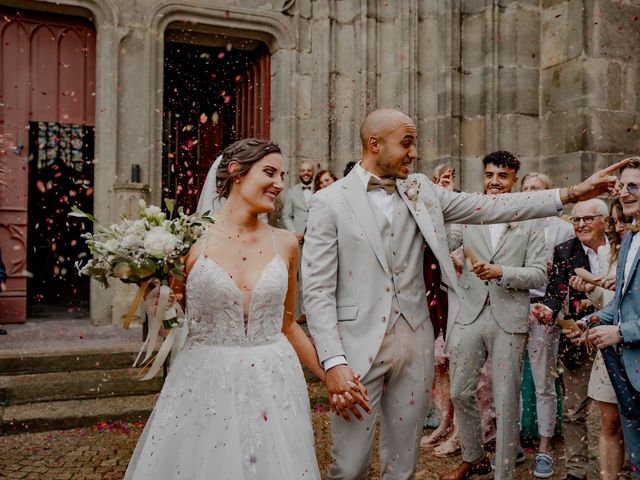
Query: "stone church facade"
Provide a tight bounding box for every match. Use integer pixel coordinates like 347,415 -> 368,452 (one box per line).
0,0 -> 638,325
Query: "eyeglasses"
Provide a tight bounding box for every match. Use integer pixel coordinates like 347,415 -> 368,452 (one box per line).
569,215 -> 604,226
619,182 -> 640,195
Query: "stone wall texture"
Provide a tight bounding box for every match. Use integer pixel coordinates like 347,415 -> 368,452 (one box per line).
9,0 -> 639,323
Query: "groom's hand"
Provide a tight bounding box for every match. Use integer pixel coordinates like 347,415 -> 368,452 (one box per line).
325,365 -> 371,422
560,158 -> 630,203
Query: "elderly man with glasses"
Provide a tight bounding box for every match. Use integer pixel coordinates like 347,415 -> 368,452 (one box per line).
531,199 -> 609,480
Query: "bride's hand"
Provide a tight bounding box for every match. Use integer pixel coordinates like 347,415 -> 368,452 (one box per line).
346,373 -> 369,403
325,365 -> 371,422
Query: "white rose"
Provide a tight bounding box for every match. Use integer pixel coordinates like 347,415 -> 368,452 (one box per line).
121,233 -> 142,250
142,205 -> 165,224
104,239 -> 119,252
144,226 -> 179,258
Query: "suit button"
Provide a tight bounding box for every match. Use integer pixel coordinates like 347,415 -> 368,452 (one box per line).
484,281 -> 489,286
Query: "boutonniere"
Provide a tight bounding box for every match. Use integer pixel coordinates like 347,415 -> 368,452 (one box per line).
627,222 -> 639,234
404,179 -> 420,208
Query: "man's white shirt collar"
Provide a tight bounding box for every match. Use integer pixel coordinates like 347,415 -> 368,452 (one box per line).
581,238 -> 608,276
581,237 -> 609,257
355,162 -> 379,189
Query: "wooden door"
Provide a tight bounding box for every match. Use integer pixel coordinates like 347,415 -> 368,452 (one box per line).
0,9 -> 95,322
163,41 -> 270,215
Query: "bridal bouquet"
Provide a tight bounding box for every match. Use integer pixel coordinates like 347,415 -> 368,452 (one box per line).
71,199 -> 213,379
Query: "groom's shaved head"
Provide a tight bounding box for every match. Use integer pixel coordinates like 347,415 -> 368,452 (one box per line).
360,109 -> 414,151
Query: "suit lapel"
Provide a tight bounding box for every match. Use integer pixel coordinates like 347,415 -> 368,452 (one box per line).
341,171 -> 390,274
548,221 -> 560,252
397,179 -> 457,288
573,239 -> 590,270
476,226 -> 492,260
622,232 -> 640,296
293,184 -> 306,208
490,224 -> 511,261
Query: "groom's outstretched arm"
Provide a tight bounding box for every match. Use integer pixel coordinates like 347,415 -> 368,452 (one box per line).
437,184 -> 559,225
432,159 -> 627,225
302,194 -> 345,365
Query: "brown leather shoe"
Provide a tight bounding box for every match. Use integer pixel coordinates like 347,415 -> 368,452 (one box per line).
438,455 -> 493,480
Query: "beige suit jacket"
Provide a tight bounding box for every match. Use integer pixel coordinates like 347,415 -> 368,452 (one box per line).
302,171 -> 559,376
282,183 -> 309,233
449,220 -> 547,334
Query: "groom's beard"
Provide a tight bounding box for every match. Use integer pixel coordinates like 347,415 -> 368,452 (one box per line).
300,177 -> 313,186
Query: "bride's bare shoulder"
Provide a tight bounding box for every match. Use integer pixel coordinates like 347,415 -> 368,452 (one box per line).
272,227 -> 298,255
185,231 -> 210,272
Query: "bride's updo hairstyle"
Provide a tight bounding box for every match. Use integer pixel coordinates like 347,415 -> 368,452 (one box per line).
216,138 -> 281,198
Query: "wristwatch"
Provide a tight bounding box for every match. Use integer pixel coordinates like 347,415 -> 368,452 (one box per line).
618,324 -> 624,343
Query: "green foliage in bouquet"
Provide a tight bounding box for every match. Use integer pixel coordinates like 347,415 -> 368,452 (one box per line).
70,198 -> 213,288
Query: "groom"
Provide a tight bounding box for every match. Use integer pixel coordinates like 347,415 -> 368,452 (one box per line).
302,108 -> 625,479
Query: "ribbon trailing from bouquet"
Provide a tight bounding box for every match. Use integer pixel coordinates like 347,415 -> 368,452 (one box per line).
133,284 -> 188,381
123,279 -> 153,330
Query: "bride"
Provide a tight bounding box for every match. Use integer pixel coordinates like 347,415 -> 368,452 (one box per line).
126,138 -> 341,479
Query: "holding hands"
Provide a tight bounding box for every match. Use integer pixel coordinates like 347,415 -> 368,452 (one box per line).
324,364 -> 371,422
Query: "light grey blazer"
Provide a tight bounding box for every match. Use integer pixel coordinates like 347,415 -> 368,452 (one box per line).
282,183 -> 309,233
545,216 -> 575,262
449,220 -> 547,334
302,170 -> 560,376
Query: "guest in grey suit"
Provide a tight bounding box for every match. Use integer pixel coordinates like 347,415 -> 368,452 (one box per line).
302,109 -> 625,480
442,152 -> 548,480
283,160 -> 315,319
283,160 -> 315,240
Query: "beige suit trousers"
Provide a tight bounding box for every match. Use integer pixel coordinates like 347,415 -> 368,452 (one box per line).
327,317 -> 434,480
449,306 -> 527,480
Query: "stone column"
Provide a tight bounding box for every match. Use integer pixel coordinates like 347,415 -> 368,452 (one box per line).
540,0 -> 640,186
459,0 -> 541,193
90,17 -> 124,325
109,17 -> 155,326
417,1 -> 462,177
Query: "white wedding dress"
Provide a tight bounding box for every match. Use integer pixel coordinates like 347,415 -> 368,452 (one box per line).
125,232 -> 320,479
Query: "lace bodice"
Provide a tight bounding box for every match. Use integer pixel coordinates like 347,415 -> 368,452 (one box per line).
185,254 -> 288,347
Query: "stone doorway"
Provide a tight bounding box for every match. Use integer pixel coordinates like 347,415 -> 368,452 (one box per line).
162,32 -> 270,214
0,8 -> 96,323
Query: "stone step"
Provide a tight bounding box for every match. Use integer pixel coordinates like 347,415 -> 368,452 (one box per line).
0,348 -> 142,376
0,368 -> 163,406
0,393 -> 158,435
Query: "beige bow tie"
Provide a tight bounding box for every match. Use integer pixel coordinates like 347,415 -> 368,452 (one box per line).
367,176 -> 396,194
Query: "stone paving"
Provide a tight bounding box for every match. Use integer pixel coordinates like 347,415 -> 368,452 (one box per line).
1,409 -> 602,480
